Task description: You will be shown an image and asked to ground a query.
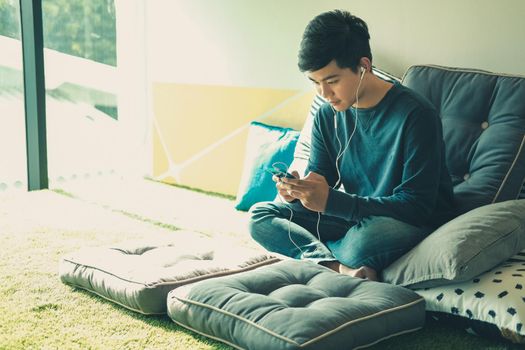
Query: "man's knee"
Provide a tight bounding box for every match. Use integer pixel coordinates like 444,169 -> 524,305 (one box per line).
249,201 -> 274,217
248,201 -> 280,242
361,217 -> 427,270
329,216 -> 426,271
335,241 -> 394,272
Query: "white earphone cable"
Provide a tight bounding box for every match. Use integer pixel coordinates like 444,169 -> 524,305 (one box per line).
274,163 -> 322,257
276,68 -> 365,258
334,68 -> 365,188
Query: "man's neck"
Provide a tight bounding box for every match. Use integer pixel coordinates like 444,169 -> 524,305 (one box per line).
353,74 -> 394,109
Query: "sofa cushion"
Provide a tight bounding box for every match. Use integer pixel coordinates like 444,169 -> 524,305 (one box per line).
235,121 -> 300,211
167,260 -> 426,350
292,65 -> 525,216
59,233 -> 279,315
402,65 -> 525,215
382,200 -> 525,289
416,249 -> 525,344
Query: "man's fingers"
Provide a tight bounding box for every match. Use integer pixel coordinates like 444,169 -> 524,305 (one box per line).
305,171 -> 327,183
282,183 -> 313,200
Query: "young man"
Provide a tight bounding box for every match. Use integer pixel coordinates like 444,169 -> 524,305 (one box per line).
248,10 -> 454,280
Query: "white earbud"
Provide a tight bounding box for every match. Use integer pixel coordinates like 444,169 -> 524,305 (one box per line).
360,66 -> 366,77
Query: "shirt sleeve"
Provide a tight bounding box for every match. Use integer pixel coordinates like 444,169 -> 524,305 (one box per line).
323,108 -> 443,227
305,107 -> 340,187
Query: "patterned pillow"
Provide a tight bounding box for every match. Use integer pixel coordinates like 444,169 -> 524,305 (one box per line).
416,250 -> 525,344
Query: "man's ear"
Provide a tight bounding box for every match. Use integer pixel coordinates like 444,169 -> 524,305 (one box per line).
359,57 -> 371,72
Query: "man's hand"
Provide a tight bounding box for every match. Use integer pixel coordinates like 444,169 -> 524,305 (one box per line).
273,170 -> 300,202
278,172 -> 329,212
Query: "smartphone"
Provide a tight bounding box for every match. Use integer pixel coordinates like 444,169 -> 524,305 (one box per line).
267,168 -> 295,179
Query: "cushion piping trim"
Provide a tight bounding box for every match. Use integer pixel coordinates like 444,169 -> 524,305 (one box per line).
172,296 -> 300,346
172,295 -> 425,347
517,174 -> 525,200
171,319 -> 245,350
299,297 -> 424,347
62,282 -> 163,315
170,319 -> 423,350
353,326 -> 423,350
493,133 -> 525,203
401,64 -> 525,82
60,256 -> 281,287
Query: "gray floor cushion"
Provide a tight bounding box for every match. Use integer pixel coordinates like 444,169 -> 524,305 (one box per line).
59,233 -> 279,315
167,260 -> 426,350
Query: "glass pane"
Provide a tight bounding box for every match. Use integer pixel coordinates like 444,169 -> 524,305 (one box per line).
42,0 -> 146,191
0,0 -> 27,192
42,0 -> 116,66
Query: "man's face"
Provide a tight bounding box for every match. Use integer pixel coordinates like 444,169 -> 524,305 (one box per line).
306,60 -> 362,112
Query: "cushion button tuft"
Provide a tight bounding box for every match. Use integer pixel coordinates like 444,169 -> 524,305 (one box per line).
463,173 -> 470,181
481,121 -> 489,129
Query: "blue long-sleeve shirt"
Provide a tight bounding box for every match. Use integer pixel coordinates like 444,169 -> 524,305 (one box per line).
306,83 -> 454,228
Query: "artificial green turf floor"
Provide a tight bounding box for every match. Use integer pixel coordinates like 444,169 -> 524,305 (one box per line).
0,185 -> 522,349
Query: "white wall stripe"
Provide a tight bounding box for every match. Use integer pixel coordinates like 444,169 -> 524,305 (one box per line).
152,115 -> 175,167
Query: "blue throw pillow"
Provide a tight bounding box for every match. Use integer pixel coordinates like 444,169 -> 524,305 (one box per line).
234,122 -> 300,211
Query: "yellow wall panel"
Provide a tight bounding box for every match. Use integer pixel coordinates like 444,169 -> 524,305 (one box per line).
152,83 -> 312,196
260,90 -> 316,130
153,84 -> 300,163
177,128 -> 249,196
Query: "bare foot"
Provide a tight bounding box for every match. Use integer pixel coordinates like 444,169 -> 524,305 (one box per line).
319,261 -> 340,272
320,261 -> 378,281
339,264 -> 378,281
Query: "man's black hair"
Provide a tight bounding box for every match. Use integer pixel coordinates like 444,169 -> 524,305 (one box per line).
298,10 -> 372,73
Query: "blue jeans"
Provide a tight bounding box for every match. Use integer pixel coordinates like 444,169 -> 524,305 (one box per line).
248,201 -> 429,272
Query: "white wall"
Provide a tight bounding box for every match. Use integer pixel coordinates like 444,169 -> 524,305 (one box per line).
145,0 -> 317,89
144,0 -> 525,194
349,0 -> 525,78
146,0 -> 525,88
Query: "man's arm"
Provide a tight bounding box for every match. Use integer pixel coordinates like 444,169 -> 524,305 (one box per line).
305,106 -> 339,187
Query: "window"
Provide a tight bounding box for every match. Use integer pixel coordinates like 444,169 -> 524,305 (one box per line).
41,0 -> 147,191
1,0 -> 147,192
0,0 -> 27,191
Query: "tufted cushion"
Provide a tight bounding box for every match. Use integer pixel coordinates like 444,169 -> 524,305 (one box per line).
167,260 -> 426,350
59,233 -> 279,315
402,65 -> 525,215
